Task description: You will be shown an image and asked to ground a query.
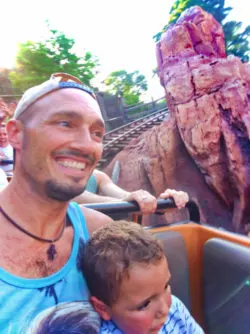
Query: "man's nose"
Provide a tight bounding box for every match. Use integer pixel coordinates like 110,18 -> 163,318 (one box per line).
72,127 -> 102,153
78,127 -> 92,144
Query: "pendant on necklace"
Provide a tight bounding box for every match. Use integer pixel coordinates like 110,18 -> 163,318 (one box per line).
47,244 -> 57,261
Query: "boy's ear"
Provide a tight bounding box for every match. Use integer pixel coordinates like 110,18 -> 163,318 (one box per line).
7,120 -> 24,150
90,296 -> 112,321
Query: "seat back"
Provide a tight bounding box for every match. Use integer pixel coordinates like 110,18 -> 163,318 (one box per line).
203,238 -> 250,334
153,230 -> 191,310
150,223 -> 250,329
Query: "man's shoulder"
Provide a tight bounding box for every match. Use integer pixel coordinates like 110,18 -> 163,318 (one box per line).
80,205 -> 113,236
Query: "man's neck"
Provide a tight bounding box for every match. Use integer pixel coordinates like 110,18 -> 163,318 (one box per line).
0,176 -> 69,239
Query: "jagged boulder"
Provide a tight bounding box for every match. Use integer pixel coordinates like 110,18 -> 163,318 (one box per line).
105,116 -> 233,230
105,6 -> 250,234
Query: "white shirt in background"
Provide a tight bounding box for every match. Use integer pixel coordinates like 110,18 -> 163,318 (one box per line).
0,144 -> 13,172
0,168 -> 8,190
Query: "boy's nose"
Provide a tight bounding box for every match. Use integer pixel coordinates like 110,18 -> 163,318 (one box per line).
155,295 -> 171,319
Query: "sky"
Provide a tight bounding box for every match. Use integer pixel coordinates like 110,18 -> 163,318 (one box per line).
0,0 -> 248,100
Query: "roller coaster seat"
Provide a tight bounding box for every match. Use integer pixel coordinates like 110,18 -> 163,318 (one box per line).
153,230 -> 191,311
149,223 -> 250,333
203,238 -> 250,334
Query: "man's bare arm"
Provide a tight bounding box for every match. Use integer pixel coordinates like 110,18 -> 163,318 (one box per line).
73,190 -> 123,204
94,169 -> 131,199
73,169 -> 130,204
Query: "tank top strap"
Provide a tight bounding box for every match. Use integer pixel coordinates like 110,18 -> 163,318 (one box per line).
67,202 -> 89,242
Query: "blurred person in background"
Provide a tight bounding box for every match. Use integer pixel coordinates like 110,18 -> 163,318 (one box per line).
0,123 -> 13,174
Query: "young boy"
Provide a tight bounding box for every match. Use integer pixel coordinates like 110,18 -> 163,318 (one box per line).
83,220 -> 204,334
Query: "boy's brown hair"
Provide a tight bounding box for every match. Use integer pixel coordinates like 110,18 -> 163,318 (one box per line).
82,220 -> 165,307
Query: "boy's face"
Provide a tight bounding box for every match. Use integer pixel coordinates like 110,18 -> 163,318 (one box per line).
110,257 -> 172,334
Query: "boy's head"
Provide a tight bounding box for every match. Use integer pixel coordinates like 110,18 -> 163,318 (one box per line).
83,220 -> 172,334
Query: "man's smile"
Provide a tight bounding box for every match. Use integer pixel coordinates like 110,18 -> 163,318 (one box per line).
57,160 -> 87,171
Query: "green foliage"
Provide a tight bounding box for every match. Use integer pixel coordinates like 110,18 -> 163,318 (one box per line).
9,28 -> 99,92
104,70 -> 148,106
223,21 -> 250,62
153,0 -> 250,62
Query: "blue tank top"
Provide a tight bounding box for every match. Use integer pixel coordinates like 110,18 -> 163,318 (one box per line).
0,202 -> 89,334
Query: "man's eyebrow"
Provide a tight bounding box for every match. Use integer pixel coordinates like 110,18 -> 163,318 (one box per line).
49,111 -> 105,128
50,111 -> 84,119
94,119 -> 105,129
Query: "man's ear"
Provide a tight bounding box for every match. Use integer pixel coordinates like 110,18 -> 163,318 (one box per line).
6,120 -> 24,150
90,296 -> 112,321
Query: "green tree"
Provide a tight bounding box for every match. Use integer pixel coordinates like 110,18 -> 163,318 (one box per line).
154,0 -> 250,62
104,70 -> 148,106
9,28 -> 99,92
223,21 -> 250,62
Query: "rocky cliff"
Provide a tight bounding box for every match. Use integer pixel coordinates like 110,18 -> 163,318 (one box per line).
105,6 -> 250,234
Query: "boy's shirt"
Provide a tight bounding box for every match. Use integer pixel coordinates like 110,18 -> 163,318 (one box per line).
100,295 -> 204,334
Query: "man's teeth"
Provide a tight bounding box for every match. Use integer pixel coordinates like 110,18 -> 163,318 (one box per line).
58,160 -> 86,170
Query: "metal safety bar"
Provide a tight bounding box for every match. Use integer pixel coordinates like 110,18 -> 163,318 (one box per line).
84,198 -> 200,223
2,168 -> 200,223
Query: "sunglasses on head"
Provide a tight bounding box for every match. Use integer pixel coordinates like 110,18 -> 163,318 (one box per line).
51,73 -> 96,100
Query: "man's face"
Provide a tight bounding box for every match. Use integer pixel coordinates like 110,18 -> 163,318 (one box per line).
0,126 -> 8,147
110,257 -> 172,334
17,88 -> 105,201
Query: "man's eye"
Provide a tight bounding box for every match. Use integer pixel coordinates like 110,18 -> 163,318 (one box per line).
93,131 -> 104,139
58,121 -> 71,127
137,300 -> 151,311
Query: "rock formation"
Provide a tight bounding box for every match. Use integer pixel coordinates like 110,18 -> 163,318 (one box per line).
105,6 -> 250,234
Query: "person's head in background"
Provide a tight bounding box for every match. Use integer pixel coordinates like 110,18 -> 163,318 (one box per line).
0,123 -> 9,148
0,98 -> 9,125
27,302 -> 100,334
82,220 -> 172,334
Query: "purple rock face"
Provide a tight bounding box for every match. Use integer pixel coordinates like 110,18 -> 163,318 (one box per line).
105,6 -> 250,234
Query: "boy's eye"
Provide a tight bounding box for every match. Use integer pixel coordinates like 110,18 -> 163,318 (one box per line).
137,300 -> 151,311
